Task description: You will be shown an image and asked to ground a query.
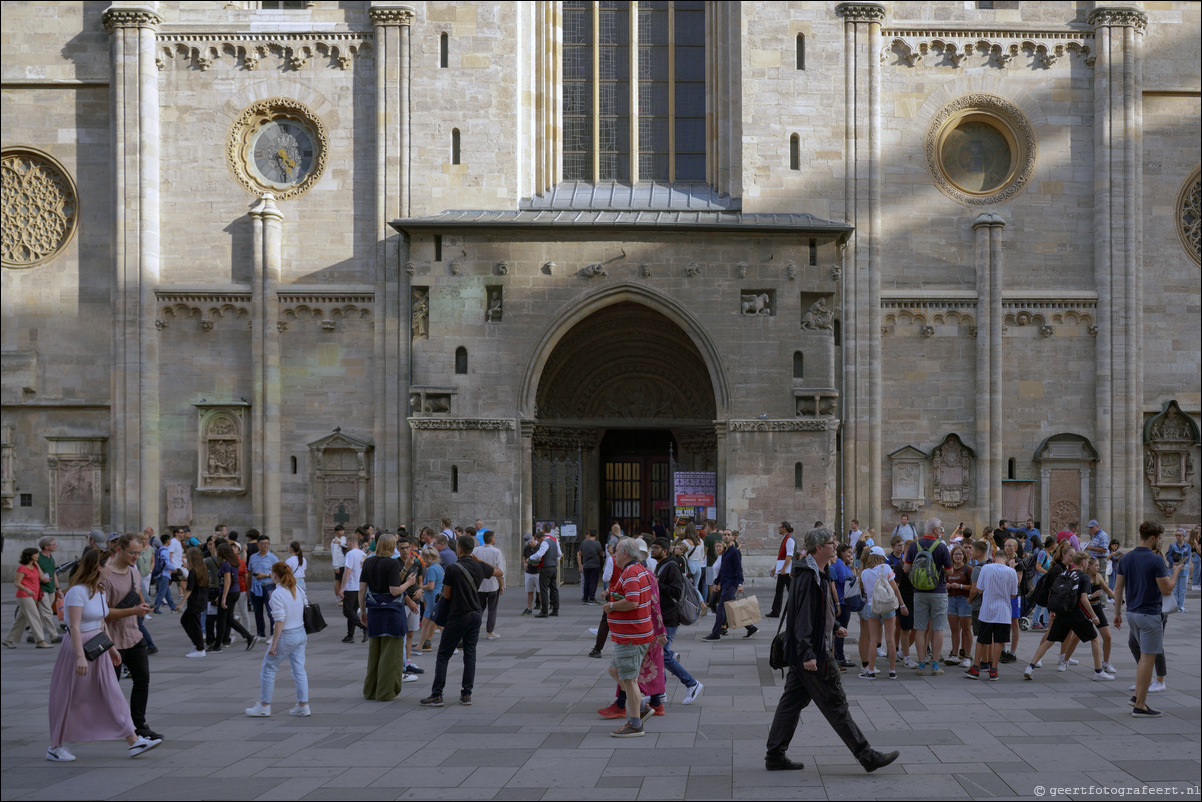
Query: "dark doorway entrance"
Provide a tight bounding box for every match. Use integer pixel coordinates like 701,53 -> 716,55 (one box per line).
600,429 -> 675,537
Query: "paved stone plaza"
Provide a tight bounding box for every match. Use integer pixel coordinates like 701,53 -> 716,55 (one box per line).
1,580 -> 1199,801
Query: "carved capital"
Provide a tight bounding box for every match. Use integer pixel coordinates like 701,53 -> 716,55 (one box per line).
1087,7 -> 1148,33
972,212 -> 1007,229
836,3 -> 886,23
103,6 -> 162,32
369,5 -> 416,27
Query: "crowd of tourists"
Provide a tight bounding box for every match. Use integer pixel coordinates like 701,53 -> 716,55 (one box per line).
11,514 -> 1198,768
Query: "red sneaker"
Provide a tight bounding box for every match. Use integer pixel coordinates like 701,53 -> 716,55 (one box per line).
964,665 -> 981,680
597,703 -> 626,719
650,703 -> 665,717
988,668 -> 1000,681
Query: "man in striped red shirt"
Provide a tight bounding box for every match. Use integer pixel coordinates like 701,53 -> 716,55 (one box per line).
602,538 -> 659,738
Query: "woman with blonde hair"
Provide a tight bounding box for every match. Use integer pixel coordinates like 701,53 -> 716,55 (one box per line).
246,562 -> 309,717
359,534 -> 419,701
418,546 -> 445,653
46,550 -> 161,761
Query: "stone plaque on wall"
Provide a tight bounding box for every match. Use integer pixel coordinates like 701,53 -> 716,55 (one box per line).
888,445 -> 926,512
166,483 -> 192,527
322,475 -> 359,538
196,404 -> 248,495
931,433 -> 973,509
46,437 -> 105,533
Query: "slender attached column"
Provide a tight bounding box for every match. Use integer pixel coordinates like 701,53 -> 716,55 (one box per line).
250,195 -> 284,537
370,4 -> 415,527
972,216 -> 993,514
103,5 -> 161,532
1089,7 -> 1147,539
988,218 -> 1005,515
836,2 -> 885,532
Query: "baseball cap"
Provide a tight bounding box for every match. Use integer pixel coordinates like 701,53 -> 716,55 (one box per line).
107,532 -> 121,543
187,536 -> 200,547
869,546 -> 887,557
1088,520 -> 1100,528
89,528 -> 105,543
637,540 -> 650,558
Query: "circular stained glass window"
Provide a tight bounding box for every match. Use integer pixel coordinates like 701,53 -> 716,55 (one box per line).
940,119 -> 1013,194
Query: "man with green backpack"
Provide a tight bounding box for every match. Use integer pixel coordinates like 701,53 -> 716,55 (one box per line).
903,518 -> 952,677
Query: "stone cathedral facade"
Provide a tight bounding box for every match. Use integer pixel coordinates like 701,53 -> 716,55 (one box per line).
2,1 -> 1199,575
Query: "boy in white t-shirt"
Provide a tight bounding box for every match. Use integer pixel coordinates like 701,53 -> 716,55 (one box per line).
966,545 -> 1017,680
338,536 -> 367,643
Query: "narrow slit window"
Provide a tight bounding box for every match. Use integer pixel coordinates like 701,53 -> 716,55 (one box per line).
451,465 -> 459,493
290,456 -> 298,474
796,33 -> 805,70
455,346 -> 468,375
809,238 -> 817,266
794,462 -> 804,490
434,235 -> 443,262
789,134 -> 800,171
793,351 -> 804,379
451,128 -> 461,165
440,32 -> 449,68
1008,458 -> 1016,480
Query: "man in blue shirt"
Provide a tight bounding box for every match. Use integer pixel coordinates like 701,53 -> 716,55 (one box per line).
1007,518 -> 1041,554
1115,520 -> 1186,718
247,532 -> 278,639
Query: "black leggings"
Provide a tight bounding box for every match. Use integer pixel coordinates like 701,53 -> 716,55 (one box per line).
216,592 -> 253,645
181,608 -> 205,651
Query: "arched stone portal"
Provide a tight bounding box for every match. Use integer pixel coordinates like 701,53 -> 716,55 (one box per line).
530,302 -> 719,569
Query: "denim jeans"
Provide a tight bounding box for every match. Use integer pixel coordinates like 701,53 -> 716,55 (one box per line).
709,584 -> 739,637
153,577 -> 176,613
259,627 -> 308,705
431,611 -> 481,697
662,626 -> 697,688
1191,553 -> 1201,587
251,591 -> 275,638
1173,570 -> 1187,611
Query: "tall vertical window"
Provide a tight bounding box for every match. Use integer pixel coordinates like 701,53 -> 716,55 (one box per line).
796,33 -> 805,70
451,128 -> 461,164
789,134 -> 800,171
440,33 -> 449,68
562,0 -> 705,184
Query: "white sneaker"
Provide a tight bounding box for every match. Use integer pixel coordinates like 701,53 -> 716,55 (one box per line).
1092,670 -> 1115,681
401,673 -> 419,683
903,656 -> 920,669
876,647 -> 887,658
1034,660 -> 1043,668
245,702 -> 272,717
46,745 -> 76,762
1056,660 -> 1069,672
960,658 -> 972,668
288,704 -> 311,717
1149,680 -> 1167,693
185,649 -> 205,658
128,736 -> 162,757
487,633 -> 501,640
682,682 -> 704,705
588,628 -> 599,635
1023,665 -> 1035,680
1066,658 -> 1079,666
1102,662 -> 1118,674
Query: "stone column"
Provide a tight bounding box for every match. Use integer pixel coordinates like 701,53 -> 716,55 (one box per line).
103,5 -> 161,532
835,1 -> 885,533
988,217 -> 1004,516
972,216 -> 992,514
370,4 -> 415,528
249,195 -> 284,537
715,423 -> 728,526
1089,7 -> 1147,536
519,421 -> 535,546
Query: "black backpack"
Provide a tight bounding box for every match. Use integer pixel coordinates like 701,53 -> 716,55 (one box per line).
1048,570 -> 1079,614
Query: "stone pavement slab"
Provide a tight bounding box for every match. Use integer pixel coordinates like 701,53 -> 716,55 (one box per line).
2,581 -> 1199,800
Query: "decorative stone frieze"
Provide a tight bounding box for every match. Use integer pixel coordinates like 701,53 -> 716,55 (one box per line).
889,445 -> 927,513
1178,166 -> 1201,267
195,404 -> 247,495
886,29 -> 1094,70
409,418 -> 516,431
1000,298 -> 1096,330
931,433 -> 974,509
532,426 -> 601,449
728,419 -> 840,432
157,32 -> 371,72
46,437 -> 106,531
1,149 -> 78,268
368,6 -> 417,27
1143,400 -> 1200,517
1087,7 -> 1149,33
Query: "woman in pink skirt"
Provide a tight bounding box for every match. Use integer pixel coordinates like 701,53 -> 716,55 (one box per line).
46,550 -> 162,762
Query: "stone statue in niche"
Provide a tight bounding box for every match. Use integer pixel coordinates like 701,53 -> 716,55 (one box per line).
485,289 -> 503,322
801,297 -> 834,330
931,433 -> 973,508
741,293 -> 771,316
411,289 -> 429,341
200,412 -> 244,491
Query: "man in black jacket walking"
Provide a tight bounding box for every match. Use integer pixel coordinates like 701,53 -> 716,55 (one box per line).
650,539 -> 704,705
764,526 -> 900,773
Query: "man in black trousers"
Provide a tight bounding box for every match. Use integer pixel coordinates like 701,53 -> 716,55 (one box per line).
765,526 -> 899,773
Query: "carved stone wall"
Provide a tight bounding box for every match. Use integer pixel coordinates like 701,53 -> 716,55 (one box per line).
931,433 -> 973,509
196,405 -> 247,494
1143,401 -> 1200,517
46,437 -> 105,532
